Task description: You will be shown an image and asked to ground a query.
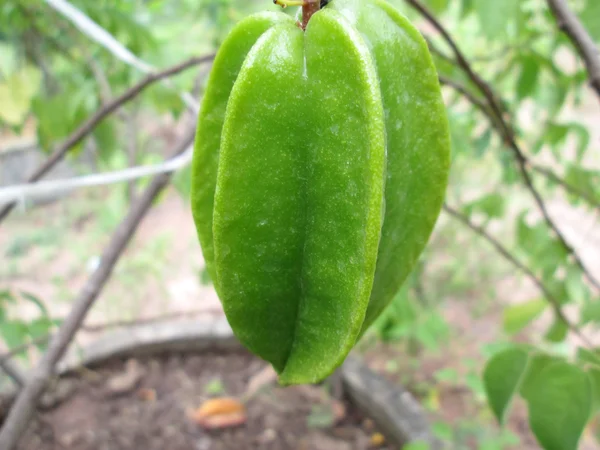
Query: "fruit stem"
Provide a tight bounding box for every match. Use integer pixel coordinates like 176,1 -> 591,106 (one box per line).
301,0 -> 320,30
273,0 -> 321,30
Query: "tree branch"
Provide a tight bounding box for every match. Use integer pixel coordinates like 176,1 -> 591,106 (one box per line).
438,75 -> 600,211
438,75 -> 491,115
0,54 -> 213,225
443,204 -> 592,347
0,130 -> 195,450
405,0 -> 600,291
547,0 -> 600,103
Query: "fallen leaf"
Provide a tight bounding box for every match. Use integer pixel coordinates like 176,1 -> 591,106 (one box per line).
189,397 -> 247,430
369,432 -> 385,447
194,397 -> 245,416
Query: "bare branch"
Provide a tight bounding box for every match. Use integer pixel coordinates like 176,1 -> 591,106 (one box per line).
444,204 -> 593,347
44,0 -> 199,112
0,146 -> 194,206
0,54 -> 213,225
405,0 -> 600,291
530,163 -> 600,209
0,130 -> 195,450
438,75 -> 600,211
438,75 -> 490,115
547,0 -> 600,103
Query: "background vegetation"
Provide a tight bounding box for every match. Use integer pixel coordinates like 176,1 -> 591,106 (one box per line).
0,0 -> 599,449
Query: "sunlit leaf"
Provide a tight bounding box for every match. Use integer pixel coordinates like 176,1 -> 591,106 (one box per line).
526,362 -> 592,450
503,299 -> 547,335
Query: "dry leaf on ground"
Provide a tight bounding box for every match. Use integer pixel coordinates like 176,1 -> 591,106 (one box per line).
189,397 -> 247,430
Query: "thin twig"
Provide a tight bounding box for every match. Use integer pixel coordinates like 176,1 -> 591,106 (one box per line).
444,204 -> 593,347
0,130 -> 195,450
434,39 -> 599,211
0,54 -> 213,224
405,0 -> 600,291
438,75 -> 600,211
530,163 -> 600,209
438,75 -> 490,114
547,0 -> 600,103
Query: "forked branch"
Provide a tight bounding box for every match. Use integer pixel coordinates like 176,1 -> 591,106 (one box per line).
0,131 -> 195,450
547,0 -> 600,104
0,54 -> 214,225
406,0 -> 600,292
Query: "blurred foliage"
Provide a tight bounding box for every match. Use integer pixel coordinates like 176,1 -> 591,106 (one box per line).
0,0 -> 600,449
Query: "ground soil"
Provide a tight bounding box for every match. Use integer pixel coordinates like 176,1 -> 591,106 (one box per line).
17,351 -> 387,450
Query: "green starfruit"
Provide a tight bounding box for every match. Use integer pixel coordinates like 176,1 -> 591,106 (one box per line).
191,0 -> 450,385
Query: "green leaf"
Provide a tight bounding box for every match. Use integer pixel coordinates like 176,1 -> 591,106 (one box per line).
460,0 -> 474,18
580,0 -> 600,42
0,321 -> 29,348
577,348 -> 600,368
473,128 -> 492,158
465,193 -> 505,219
474,0 -> 522,40
423,0 -> 448,14
565,165 -> 599,203
483,347 -> 529,425
0,43 -> 17,78
520,353 -> 562,400
526,362 -> 592,450
588,369 -> 600,413
545,123 -> 590,162
516,214 -> 569,273
581,300 -> 600,325
94,118 -> 119,164
27,317 -> 54,339
565,266 -> 589,305
516,54 -> 540,99
503,299 -> 547,335
21,292 -> 49,317
0,66 -> 42,125
148,83 -> 185,118
545,318 -> 568,343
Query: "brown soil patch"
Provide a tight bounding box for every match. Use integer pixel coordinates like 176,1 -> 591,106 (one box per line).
18,351 -> 389,450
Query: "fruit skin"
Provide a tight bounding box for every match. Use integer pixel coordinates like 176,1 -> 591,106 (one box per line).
191,0 -> 450,384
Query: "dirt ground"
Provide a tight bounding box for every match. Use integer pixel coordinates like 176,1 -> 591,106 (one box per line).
18,351 -> 385,450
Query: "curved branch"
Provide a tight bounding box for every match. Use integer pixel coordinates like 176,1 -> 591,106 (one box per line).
438,75 -> 600,211
405,0 -> 600,291
0,54 -> 214,225
443,204 -> 592,347
547,0 -> 600,103
0,131 -> 195,450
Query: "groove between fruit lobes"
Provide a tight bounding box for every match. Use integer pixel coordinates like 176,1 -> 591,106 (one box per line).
191,0 -> 450,385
